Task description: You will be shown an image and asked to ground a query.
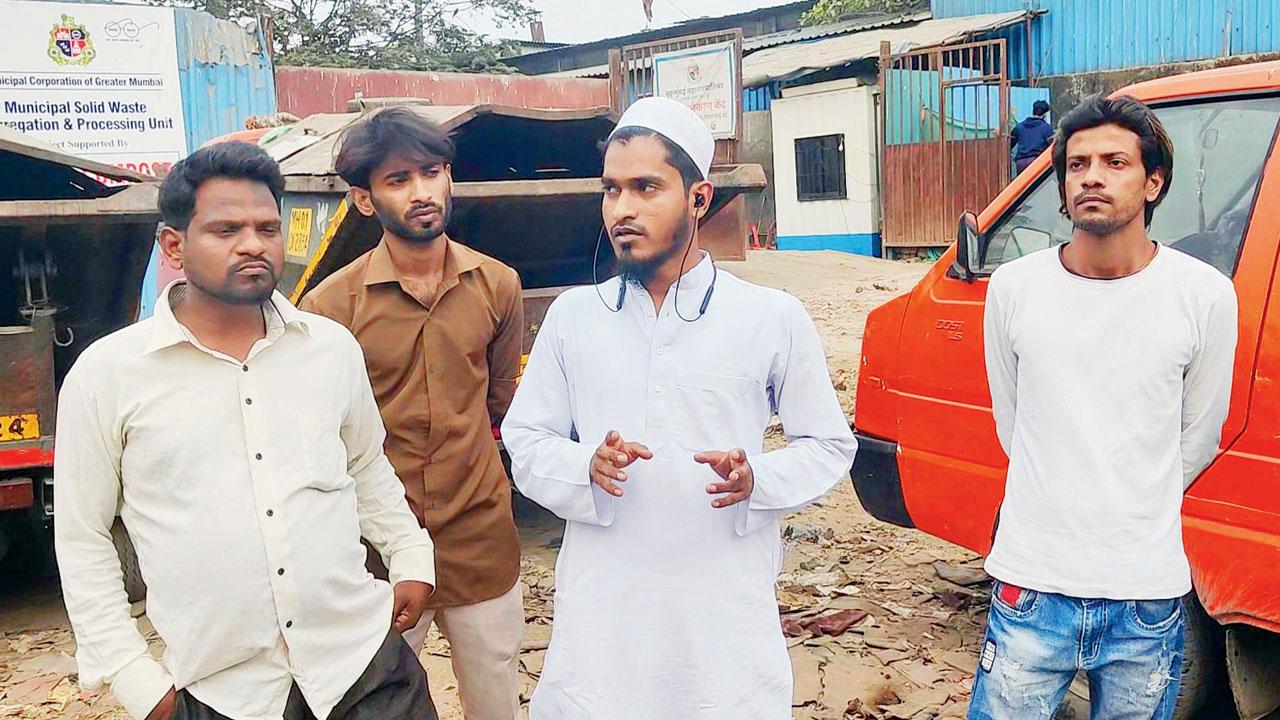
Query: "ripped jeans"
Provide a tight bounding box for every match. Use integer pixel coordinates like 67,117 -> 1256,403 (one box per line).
968,581 -> 1185,720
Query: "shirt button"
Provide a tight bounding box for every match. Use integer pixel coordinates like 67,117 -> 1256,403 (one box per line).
255,453 -> 263,460
245,398 -> 253,405
266,509 -> 274,517
278,568 -> 285,576
655,386 -> 664,395
657,348 -> 665,355
286,621 -> 293,628
242,365 -> 249,372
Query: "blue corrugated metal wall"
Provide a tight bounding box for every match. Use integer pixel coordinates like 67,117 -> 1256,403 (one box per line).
744,83 -> 781,111
140,10 -> 278,319
933,0 -> 1280,77
175,9 -> 277,149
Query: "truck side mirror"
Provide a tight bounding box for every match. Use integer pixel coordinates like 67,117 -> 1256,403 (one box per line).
950,211 -> 980,283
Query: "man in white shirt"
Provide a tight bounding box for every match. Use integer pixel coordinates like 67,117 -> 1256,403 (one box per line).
501,97 -> 858,719
972,95 -> 1237,720
54,142 -> 439,720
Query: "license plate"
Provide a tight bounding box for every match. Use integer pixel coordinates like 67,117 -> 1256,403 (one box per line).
287,207 -> 314,258
0,414 -> 39,442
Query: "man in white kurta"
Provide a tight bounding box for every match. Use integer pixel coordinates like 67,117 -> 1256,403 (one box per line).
501,98 -> 858,719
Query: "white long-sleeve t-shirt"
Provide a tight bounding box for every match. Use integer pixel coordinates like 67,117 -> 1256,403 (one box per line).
983,245 -> 1237,600
501,255 -> 857,719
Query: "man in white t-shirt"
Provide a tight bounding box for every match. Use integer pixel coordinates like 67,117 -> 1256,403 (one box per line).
970,94 -> 1237,720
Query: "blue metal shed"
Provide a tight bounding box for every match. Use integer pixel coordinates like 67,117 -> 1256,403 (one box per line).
174,9 -> 277,150
139,9 -> 278,319
933,0 -> 1280,78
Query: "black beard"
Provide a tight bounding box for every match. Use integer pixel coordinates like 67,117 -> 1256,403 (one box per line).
1073,213 -> 1133,237
372,195 -> 451,244
617,214 -> 692,287
186,265 -> 278,307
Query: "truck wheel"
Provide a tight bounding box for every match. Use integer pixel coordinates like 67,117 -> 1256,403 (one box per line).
1055,594 -> 1223,719
1173,594 -> 1224,719
110,518 -> 147,604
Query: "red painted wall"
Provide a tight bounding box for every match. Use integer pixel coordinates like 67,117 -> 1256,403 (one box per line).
276,67 -> 611,116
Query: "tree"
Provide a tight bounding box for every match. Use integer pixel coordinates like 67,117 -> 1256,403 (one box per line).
163,0 -> 536,72
801,0 -> 926,26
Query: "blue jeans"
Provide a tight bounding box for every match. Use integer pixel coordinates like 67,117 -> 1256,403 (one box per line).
968,581 -> 1185,720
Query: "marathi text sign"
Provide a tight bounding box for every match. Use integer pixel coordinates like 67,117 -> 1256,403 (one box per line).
652,42 -> 737,139
0,1 -> 188,178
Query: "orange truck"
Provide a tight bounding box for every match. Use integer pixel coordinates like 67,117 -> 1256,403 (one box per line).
851,61 -> 1280,718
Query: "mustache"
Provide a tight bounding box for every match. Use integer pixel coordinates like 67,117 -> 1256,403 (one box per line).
610,223 -> 645,240
232,258 -> 274,274
1073,191 -> 1113,205
407,202 -> 444,218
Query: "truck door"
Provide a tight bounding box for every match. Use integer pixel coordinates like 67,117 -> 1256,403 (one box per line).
892,95 -> 1280,556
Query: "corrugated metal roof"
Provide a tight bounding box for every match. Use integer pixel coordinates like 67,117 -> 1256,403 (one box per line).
545,10 -> 995,83
743,10 -> 1028,86
744,10 -> 931,51
275,105 -> 618,177
933,0 -> 1280,77
544,64 -> 611,79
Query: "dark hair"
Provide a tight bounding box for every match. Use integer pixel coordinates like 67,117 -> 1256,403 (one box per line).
1052,94 -> 1174,226
335,107 -> 455,189
159,142 -> 285,230
1033,100 -> 1051,117
602,126 -> 704,190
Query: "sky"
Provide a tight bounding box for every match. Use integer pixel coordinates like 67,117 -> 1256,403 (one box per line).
456,0 -> 772,45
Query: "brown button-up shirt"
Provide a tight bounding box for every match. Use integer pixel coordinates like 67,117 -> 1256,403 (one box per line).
300,239 -> 523,608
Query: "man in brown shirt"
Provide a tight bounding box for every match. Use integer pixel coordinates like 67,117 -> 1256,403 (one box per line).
300,107 -> 524,720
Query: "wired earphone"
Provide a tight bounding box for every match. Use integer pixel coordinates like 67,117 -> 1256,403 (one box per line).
592,193 -> 718,322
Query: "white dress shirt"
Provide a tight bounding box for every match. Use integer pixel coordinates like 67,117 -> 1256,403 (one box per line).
501,255 -> 857,719
983,246 -> 1236,599
54,282 -> 435,720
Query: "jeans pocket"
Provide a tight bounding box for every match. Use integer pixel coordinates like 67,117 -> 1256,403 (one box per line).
1130,598 -> 1182,632
990,580 -> 1041,618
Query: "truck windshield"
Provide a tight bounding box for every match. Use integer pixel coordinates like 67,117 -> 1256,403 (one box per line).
980,95 -> 1280,276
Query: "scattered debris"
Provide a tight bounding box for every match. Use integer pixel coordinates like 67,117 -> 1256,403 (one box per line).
1,254 -> 994,720
933,561 -> 990,588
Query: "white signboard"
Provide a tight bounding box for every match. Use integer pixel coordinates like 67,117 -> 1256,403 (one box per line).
652,41 -> 737,139
0,1 -> 188,178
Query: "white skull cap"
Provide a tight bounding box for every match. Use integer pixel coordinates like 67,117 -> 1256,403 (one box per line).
608,97 -> 714,180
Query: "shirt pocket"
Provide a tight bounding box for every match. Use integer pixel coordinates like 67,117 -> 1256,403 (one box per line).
672,369 -> 759,452
297,409 -> 354,492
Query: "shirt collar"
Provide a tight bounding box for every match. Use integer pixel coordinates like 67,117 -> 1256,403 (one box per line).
363,237 -> 483,288
144,279 -> 311,355
669,252 -> 716,293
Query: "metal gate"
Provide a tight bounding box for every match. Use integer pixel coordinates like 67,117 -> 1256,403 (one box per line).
609,29 -> 744,163
878,38 -> 1010,252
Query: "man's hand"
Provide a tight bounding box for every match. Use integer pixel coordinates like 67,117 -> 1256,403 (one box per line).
591,430 -> 653,497
145,687 -> 177,720
694,449 -> 755,508
392,580 -> 434,632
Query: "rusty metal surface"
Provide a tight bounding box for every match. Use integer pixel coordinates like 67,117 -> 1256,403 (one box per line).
0,315 -> 54,447
879,38 -> 1011,250
276,67 -> 610,118
0,477 -> 33,511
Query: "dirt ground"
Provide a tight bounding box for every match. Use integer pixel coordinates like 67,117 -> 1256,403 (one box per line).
0,251 -> 998,720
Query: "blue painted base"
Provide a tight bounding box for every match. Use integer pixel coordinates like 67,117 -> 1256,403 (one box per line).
776,233 -> 882,257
